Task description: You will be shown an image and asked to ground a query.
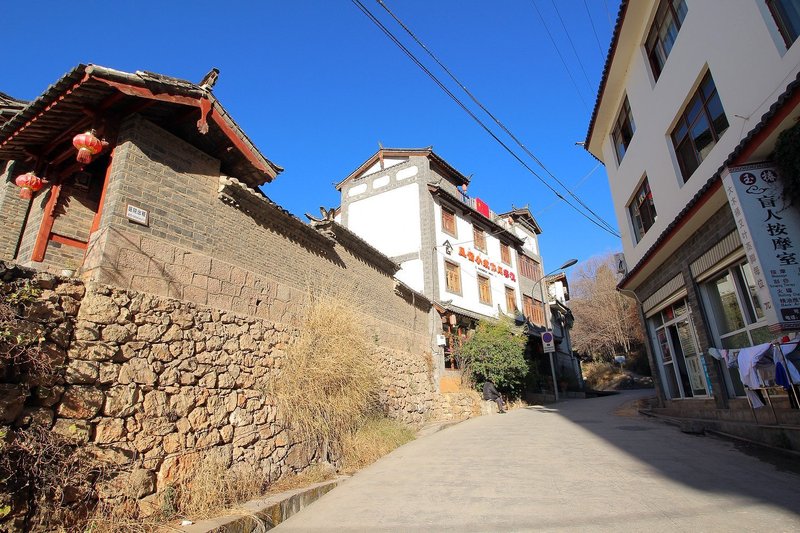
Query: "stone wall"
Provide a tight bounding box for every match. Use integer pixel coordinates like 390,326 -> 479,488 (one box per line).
1,272 -> 455,525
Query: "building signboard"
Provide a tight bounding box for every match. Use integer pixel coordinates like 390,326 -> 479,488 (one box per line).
457,246 -> 516,281
722,162 -> 800,332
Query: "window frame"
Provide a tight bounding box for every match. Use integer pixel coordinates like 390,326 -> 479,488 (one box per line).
505,286 -> 517,313
612,95 -> 636,164
441,206 -> 457,237
645,0 -> 688,81
473,226 -> 487,253
628,176 -> 658,243
767,0 -> 800,48
478,273 -> 492,305
444,259 -> 462,295
500,242 -> 511,265
670,71 -> 729,183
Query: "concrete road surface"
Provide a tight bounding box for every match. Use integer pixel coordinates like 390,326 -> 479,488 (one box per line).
276,390 -> 800,532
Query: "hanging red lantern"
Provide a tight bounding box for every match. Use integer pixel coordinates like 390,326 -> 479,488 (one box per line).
72,131 -> 103,164
15,173 -> 44,199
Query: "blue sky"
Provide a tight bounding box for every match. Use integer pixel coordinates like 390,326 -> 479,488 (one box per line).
4,0 -> 622,273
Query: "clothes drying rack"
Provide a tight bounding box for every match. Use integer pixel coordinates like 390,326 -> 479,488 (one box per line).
742,341 -> 800,424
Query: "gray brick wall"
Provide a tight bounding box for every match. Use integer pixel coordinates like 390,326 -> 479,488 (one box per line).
0,161 -> 33,261
84,116 -> 430,350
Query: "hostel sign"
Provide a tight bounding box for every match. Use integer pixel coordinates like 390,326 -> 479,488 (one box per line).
722,163 -> 800,331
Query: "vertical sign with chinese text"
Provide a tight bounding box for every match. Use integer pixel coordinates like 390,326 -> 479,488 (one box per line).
722,163 -> 800,332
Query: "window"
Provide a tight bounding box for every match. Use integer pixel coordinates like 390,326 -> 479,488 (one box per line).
524,295 -> 545,326
519,255 -> 540,280
442,207 -> 457,237
671,72 -> 729,182
767,0 -> 800,47
612,96 -> 636,163
445,260 -> 461,294
500,242 -> 511,265
478,274 -> 492,305
505,286 -> 517,313
701,261 -> 771,397
628,177 -> 657,243
473,226 -> 487,252
646,0 -> 688,80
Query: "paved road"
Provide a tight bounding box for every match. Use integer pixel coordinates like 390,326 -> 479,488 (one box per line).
276,390 -> 800,532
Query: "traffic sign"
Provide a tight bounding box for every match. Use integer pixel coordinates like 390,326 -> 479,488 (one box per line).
542,331 -> 555,353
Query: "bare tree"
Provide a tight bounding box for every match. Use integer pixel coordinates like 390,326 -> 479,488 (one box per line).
570,254 -> 644,361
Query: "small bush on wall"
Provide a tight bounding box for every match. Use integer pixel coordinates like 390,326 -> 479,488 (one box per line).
775,122 -> 800,207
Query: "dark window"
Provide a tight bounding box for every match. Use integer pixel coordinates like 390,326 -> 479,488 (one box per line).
442,207 -> 457,237
473,226 -> 487,252
629,177 -> 658,243
671,72 -> 729,182
500,242 -> 511,265
646,0 -> 688,80
612,96 -> 636,163
768,0 -> 800,47
478,274 -> 492,305
445,260 -> 461,294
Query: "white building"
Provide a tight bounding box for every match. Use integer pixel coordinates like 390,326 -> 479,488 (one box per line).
336,148 -> 551,378
586,0 -> 800,420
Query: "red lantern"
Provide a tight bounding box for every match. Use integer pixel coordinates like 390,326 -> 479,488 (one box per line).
15,173 -> 44,199
72,131 -> 103,164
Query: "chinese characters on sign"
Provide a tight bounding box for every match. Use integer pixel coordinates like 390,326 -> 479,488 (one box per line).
722,163 -> 800,331
126,204 -> 149,226
457,246 -> 516,281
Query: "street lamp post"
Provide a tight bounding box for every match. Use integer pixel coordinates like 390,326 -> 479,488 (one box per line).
532,258 -> 577,402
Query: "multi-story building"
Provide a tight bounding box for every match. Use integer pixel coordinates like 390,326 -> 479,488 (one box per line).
336,148 -> 555,376
586,0 -> 800,428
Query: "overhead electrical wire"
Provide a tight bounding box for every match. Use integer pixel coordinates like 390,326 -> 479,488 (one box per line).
369,0 -> 620,237
550,0 -> 595,94
529,0 -> 590,111
582,0 -> 608,62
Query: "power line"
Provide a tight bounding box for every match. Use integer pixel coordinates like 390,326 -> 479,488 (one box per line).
602,0 -> 615,30
529,0 -> 590,111
550,0 -> 594,94
351,0 -> 619,237
582,0 -> 607,62
373,0 -> 619,237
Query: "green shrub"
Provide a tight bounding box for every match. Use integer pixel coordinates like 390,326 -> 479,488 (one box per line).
455,318 -> 528,395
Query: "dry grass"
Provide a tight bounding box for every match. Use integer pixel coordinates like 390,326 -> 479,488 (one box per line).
267,463 -> 337,493
266,293 -> 381,454
340,417 -> 416,474
174,451 -> 267,520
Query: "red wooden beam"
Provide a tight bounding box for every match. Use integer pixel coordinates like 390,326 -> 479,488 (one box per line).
50,233 -> 88,250
31,183 -> 61,262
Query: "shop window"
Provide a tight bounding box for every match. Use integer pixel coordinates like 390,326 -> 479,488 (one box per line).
473,226 -> 487,252
646,0 -> 688,81
671,72 -> 729,182
649,298 -> 709,399
628,177 -> 657,243
478,274 -> 491,305
767,0 -> 800,47
701,261 -> 772,396
505,286 -> 517,313
445,260 -> 461,294
442,206 -> 457,237
500,242 -> 511,265
612,96 -> 636,163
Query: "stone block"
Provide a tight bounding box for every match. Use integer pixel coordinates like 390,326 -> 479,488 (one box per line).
79,293 -> 120,324
52,418 -> 91,444
57,386 -> 104,419
183,252 -> 212,275
183,285 -> 208,305
131,275 -> 169,297
65,359 -> 100,385
0,384 -> 29,423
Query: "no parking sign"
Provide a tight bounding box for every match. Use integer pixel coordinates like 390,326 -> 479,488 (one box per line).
542,331 -> 555,353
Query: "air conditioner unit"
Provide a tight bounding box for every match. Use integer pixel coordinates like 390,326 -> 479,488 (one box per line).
614,253 -> 628,276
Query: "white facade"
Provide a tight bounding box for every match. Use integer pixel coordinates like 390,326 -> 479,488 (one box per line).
432,201 -> 521,317
591,0 -> 800,268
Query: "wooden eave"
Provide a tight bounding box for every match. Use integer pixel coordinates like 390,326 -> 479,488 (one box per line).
0,64 -> 282,188
427,184 -> 524,247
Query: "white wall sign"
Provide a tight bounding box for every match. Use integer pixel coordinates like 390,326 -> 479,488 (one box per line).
722,163 -> 800,331
126,204 -> 149,226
